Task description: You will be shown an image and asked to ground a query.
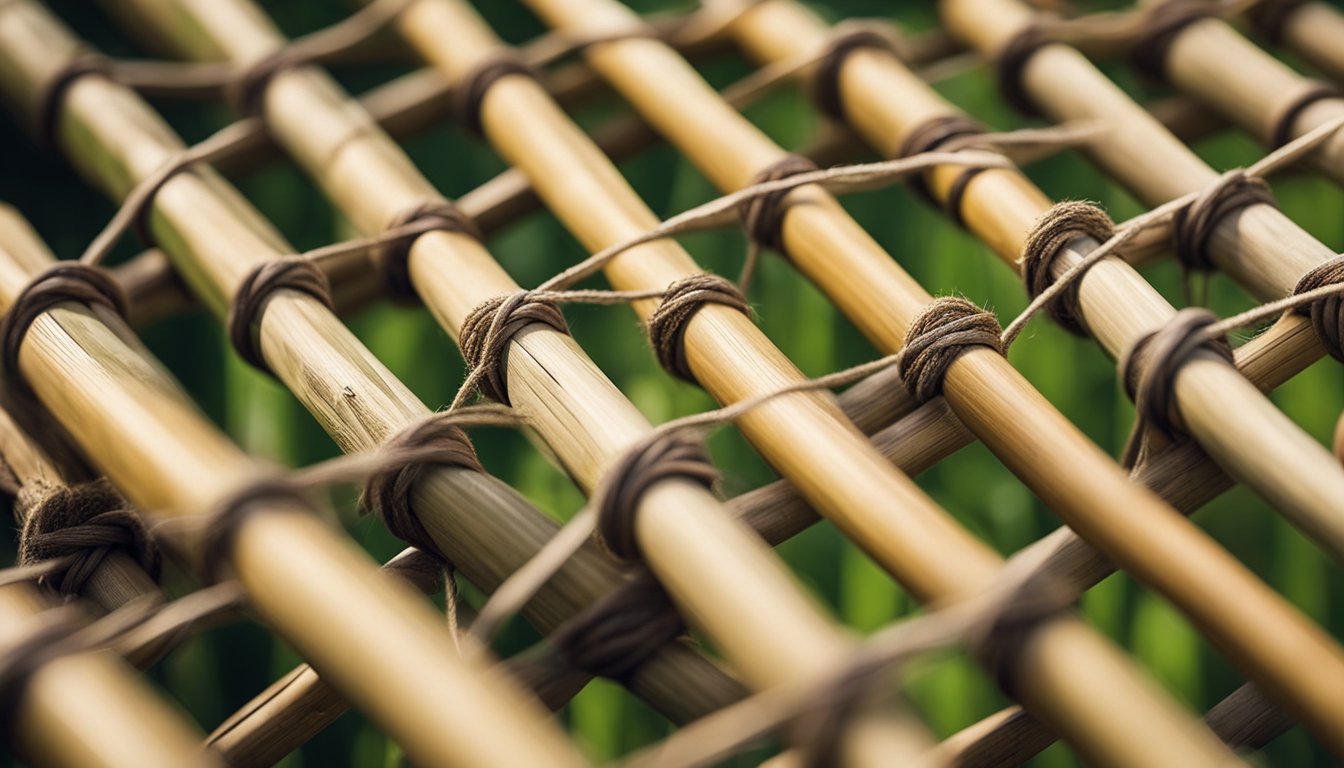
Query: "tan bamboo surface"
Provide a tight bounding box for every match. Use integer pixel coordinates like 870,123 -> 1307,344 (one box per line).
99,2 -> 956,764
381,2 -> 1268,766
512,0 -> 1344,753
0,17 -> 607,768
1253,1 -> 1344,85
1133,2 -> 1344,187
0,1 -> 754,739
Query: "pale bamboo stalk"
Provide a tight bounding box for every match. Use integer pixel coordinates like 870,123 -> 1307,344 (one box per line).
1131,3 -> 1344,187
0,214 -> 587,768
515,0 -> 1344,757
1259,1 -> 1344,85
0,584 -> 217,768
2,1 -> 750,735
104,2 -> 945,764
392,2 -> 1252,766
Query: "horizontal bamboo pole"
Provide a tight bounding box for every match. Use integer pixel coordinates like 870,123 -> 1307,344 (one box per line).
4,1 -> 751,736
106,1 -> 945,763
1261,1 -> 1344,85
1133,5 -> 1344,187
0,210 -> 585,767
394,1 -> 1250,765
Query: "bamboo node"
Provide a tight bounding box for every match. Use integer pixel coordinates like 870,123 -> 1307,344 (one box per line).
1019,200 -> 1116,336
898,297 -> 1004,403
226,258 -> 335,373
1293,256 -> 1344,362
1119,308 -> 1234,468
646,274 -> 751,382
15,478 -> 162,595
457,292 -> 570,406
594,433 -> 718,562
1172,170 -> 1277,273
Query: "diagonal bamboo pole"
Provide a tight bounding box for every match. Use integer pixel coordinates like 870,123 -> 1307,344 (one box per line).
0,1 -> 748,735
383,2 -> 1257,766
1131,1 -> 1344,187
97,2 -> 951,764
509,0 -> 1344,753
1246,0 -> 1344,85
0,203 -> 587,766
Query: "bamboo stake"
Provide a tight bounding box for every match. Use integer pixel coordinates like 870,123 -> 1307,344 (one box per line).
1131,2 -> 1344,187
0,1 -> 751,736
99,2 -> 952,764
383,2 -> 1260,766
1250,0 -> 1344,85
513,0 -> 1344,755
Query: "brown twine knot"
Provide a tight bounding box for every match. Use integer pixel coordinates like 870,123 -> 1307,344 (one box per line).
454,55 -> 541,135
227,258 -> 336,373
0,604 -> 89,737
1019,201 -> 1116,335
199,476 -> 317,583
646,274 -> 752,382
34,54 -> 111,149
1172,170 -> 1277,273
1130,0 -> 1219,78
1294,256 -> 1344,362
360,416 -> 485,563
228,49 -> 297,118
1120,307 -> 1234,468
810,26 -> 906,121
1270,82 -> 1341,150
897,297 -> 1004,403
1247,0 -> 1309,43
16,478 -> 161,596
457,292 -> 570,406
0,264 -> 128,478
380,200 -> 484,298
968,573 -> 1076,699
741,155 -> 821,255
595,434 -> 719,562
994,24 -> 1053,116
543,570 -> 684,682
896,115 -> 989,221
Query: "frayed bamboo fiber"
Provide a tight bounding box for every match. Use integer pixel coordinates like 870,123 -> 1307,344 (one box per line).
389,1 -> 1257,766
100,1 -> 951,764
1133,2 -> 1344,186
512,0 -> 1344,759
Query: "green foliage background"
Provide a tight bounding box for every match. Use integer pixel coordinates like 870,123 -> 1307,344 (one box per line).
3,0 -> 1343,765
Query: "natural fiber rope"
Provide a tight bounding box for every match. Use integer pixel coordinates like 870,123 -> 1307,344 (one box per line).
1294,256 -> 1344,362
995,24 -> 1054,116
1246,0 -> 1310,42
453,55 -> 542,135
538,570 -> 684,683
197,476 -> 319,583
740,154 -> 821,255
1130,0 -> 1220,78
226,258 -> 336,373
897,298 -> 1005,403
1017,201 -> 1117,336
594,434 -> 720,563
455,292 -> 571,407
1173,171 -> 1277,273
378,200 -> 483,298
896,115 -> 988,209
8,478 -> 161,596
809,23 -> 908,121
646,274 -> 753,382
1270,82 -> 1341,150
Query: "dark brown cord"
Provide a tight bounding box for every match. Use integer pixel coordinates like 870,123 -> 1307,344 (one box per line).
360,417 -> 485,563
1270,82 -> 1340,150
741,154 -> 821,255
0,264 -> 128,478
995,24 -> 1052,116
1294,256 -> 1344,362
897,297 -> 1004,403
1130,0 -> 1219,79
380,200 -> 484,298
16,478 -> 161,596
1172,171 -> 1277,273
968,574 -> 1076,699
226,258 -> 336,373
454,55 -> 541,135
457,292 -> 570,406
543,570 -> 684,682
594,434 -> 719,562
1120,308 -> 1234,468
810,28 -> 904,121
646,274 -> 752,382
1247,0 -> 1309,43
199,476 -> 317,583
34,55 -> 110,149
0,604 -> 88,738
1019,201 -> 1116,335
897,115 -> 988,209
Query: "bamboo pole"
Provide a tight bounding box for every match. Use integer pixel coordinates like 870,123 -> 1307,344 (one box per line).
380,2 -> 1261,766
1131,2 -> 1344,187
511,0 -> 1344,754
1250,0 -> 1344,85
0,1 -> 751,736
97,2 -> 953,765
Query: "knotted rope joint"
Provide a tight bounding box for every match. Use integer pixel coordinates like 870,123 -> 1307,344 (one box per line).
646,274 -> 752,382
810,27 -> 905,121
457,292 -> 570,406
227,258 -> 335,373
1019,201 -> 1116,336
741,154 -> 821,255
898,297 -> 1004,403
896,115 -> 989,219
1172,170 -> 1277,273
595,434 -> 719,562
1130,0 -> 1219,78
454,56 -> 541,135
380,200 -> 484,298
1294,256 -> 1344,363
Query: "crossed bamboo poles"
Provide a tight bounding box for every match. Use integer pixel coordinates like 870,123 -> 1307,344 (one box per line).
382,0 -> 1270,764
0,0 -> 756,748
709,0 -> 1334,755
510,0 -> 1344,753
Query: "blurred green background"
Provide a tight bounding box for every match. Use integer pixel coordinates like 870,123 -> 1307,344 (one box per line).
3,0 -> 1343,765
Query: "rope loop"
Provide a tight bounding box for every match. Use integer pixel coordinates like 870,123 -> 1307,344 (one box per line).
741,154 -> 820,255
457,292 -> 570,406
898,297 -> 1004,403
646,274 -> 751,382
1294,256 -> 1344,363
594,434 -> 718,562
454,55 -> 541,135
227,258 -> 335,373
1019,201 -> 1116,335
380,200 -> 483,298
1172,170 -> 1277,273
